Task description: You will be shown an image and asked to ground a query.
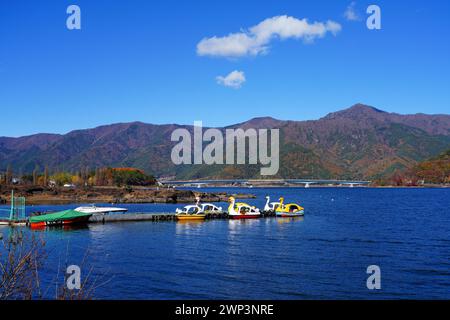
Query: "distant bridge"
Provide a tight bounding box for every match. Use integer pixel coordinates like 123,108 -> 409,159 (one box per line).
158,178 -> 371,188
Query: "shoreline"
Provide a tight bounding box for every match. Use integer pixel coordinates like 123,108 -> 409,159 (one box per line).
0,186 -> 256,206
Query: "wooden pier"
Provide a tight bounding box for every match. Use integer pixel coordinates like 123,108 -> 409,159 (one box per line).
3,212 -> 279,226
89,213 -> 177,223
88,212 -> 277,224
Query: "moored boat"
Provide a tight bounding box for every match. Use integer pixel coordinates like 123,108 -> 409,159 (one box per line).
175,197 -> 223,220
74,205 -> 128,215
228,197 -> 260,219
275,197 -> 304,217
175,205 -> 206,220
263,195 -> 281,213
29,209 -> 93,229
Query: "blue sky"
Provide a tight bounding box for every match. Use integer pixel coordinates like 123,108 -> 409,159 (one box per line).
0,0 -> 449,137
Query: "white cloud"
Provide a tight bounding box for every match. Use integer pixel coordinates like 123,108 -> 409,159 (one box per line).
197,15 -> 342,58
344,2 -> 361,21
216,70 -> 246,89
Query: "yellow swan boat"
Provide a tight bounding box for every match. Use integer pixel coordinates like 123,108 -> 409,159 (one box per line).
175,205 -> 206,221
275,197 -> 304,217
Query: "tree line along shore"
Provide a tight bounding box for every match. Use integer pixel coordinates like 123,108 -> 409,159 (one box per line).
0,166 -> 157,188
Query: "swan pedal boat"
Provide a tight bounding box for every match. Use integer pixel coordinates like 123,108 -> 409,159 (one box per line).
175,203 -> 223,221
263,195 -> 281,213
228,197 -> 261,219
175,205 -> 205,220
275,197 -> 304,217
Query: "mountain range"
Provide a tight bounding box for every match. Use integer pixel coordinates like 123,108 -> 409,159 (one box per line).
1,104 -> 449,180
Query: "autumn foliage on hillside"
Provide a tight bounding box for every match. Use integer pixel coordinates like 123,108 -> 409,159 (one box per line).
411,150 -> 450,184
380,150 -> 450,186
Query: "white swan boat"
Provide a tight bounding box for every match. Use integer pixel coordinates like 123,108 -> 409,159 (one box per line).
227,197 -> 260,219
198,203 -> 223,214
263,195 -> 281,213
175,197 -> 223,220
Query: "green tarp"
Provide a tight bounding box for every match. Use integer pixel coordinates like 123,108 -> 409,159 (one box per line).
29,209 -> 92,223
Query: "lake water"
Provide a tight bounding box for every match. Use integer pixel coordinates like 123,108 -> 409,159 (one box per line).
1,187 -> 449,299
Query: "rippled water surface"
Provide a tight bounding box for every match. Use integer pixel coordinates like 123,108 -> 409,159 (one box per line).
1,187 -> 449,299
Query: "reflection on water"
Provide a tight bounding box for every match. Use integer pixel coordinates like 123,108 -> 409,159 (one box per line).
175,220 -> 205,235
176,220 -> 205,225
228,218 -> 260,228
276,216 -> 305,225
30,224 -> 91,233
